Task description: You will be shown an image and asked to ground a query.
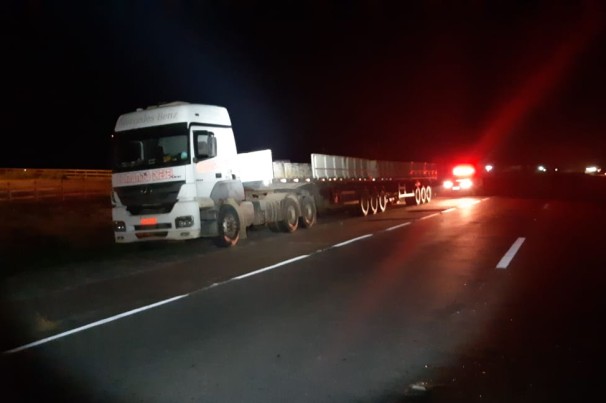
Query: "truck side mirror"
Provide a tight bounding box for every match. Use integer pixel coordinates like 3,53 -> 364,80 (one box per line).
208,136 -> 217,158
194,130 -> 217,160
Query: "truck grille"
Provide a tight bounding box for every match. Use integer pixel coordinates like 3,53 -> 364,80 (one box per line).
115,181 -> 185,215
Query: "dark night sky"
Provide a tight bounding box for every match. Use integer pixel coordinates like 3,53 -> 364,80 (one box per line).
5,0 -> 606,170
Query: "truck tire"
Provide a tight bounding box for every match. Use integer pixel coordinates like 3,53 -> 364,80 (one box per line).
414,187 -> 422,205
299,196 -> 317,228
420,186 -> 427,204
359,193 -> 370,216
214,205 -> 240,247
378,191 -> 388,212
425,186 -> 432,203
278,197 -> 299,233
369,193 -> 379,215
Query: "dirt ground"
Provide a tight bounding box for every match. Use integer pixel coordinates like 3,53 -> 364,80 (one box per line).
0,197 -> 114,281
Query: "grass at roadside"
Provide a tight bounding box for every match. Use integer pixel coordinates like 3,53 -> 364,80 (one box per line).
0,197 -> 114,280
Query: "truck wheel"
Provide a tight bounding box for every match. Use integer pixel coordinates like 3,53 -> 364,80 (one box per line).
359,193 -> 370,216
214,205 -> 240,247
414,187 -> 422,205
370,193 -> 379,215
425,186 -> 432,203
299,196 -> 317,228
420,186 -> 427,204
378,191 -> 388,212
278,197 -> 299,233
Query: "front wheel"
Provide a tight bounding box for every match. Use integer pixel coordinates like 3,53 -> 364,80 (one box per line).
214,205 -> 240,247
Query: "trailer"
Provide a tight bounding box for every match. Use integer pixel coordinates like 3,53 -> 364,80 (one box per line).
111,102 -> 438,247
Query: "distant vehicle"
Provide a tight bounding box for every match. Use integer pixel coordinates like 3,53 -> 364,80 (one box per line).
441,163 -> 482,195
110,102 -> 439,247
585,165 -> 602,175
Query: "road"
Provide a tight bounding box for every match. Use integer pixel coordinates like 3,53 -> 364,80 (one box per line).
2,194 -> 606,402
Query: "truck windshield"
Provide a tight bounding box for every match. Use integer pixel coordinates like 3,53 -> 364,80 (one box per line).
112,123 -> 189,173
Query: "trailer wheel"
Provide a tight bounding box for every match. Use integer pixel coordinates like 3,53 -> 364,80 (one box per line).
359,193 -> 370,216
420,186 -> 427,204
299,196 -> 317,228
278,197 -> 299,233
378,191 -> 388,212
370,193 -> 379,215
414,187 -> 422,205
214,205 -> 240,247
425,186 -> 432,203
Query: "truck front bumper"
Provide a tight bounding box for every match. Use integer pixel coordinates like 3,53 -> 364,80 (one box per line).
112,200 -> 203,243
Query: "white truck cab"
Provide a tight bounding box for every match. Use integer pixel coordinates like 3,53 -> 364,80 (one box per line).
111,102 -> 255,245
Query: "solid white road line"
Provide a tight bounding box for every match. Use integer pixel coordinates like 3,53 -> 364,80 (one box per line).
331,234 -> 373,248
3,294 -> 189,355
496,237 -> 526,269
385,222 -> 411,231
419,213 -> 440,220
232,255 -> 311,280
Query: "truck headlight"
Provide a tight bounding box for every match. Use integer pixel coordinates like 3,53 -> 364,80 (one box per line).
443,180 -> 454,189
113,221 -> 126,232
459,179 -> 473,189
175,215 -> 194,228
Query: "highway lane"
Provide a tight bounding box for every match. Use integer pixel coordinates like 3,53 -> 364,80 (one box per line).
0,197 -> 484,348
2,196 -> 606,402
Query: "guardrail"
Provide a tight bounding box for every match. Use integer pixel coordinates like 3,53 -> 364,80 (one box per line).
0,169 -> 112,202
0,168 -> 111,180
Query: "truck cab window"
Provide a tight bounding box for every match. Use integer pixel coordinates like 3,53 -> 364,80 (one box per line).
111,123 -> 189,172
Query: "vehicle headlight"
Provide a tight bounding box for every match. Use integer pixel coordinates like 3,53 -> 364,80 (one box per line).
175,216 -> 194,228
459,179 -> 473,189
113,221 -> 126,232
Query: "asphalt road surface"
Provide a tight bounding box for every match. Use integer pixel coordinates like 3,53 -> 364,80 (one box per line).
2,193 -> 606,402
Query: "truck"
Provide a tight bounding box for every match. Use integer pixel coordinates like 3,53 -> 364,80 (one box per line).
111,102 -> 439,247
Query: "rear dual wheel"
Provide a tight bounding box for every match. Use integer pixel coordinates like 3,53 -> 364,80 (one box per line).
370,193 -> 379,215
414,187 -> 422,205
420,186 -> 433,204
359,193 -> 371,216
378,191 -> 388,212
278,197 -> 299,233
298,196 -> 316,228
361,192 -> 388,215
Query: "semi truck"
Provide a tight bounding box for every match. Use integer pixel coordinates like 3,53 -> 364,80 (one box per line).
111,102 -> 438,247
